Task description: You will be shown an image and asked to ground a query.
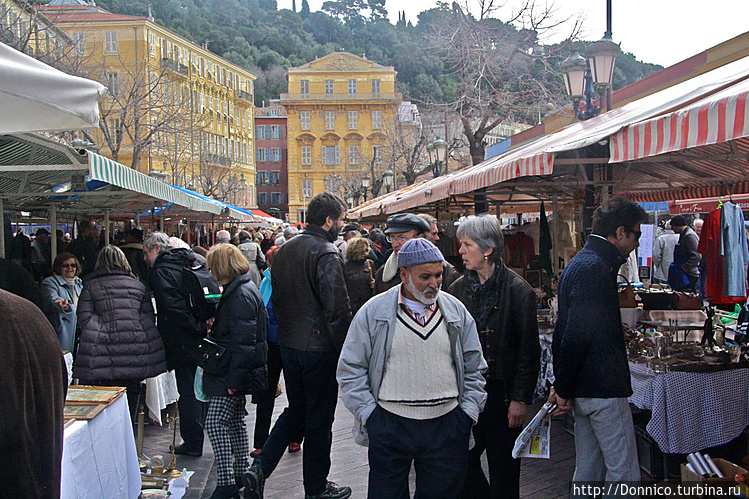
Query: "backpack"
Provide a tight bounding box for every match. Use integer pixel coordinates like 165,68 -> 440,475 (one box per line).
182,262 -> 221,320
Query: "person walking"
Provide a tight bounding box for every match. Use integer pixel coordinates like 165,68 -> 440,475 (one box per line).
74,245 -> 167,418
668,215 -> 702,292
449,215 -> 540,499
244,193 -> 353,499
337,238 -> 487,498
237,230 -> 266,287
145,232 -> 211,456
652,222 -> 679,285
67,220 -> 102,277
42,252 -> 83,353
549,196 -> 648,485
202,244 -> 269,499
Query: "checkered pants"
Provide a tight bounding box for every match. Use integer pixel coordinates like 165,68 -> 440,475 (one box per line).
205,394 -> 250,486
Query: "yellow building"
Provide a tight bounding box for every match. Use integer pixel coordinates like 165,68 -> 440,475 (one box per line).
1,0 -> 73,63
38,0 -> 257,208
280,52 -> 401,222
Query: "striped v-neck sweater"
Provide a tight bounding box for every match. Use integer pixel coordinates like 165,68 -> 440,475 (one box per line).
378,306 -> 459,420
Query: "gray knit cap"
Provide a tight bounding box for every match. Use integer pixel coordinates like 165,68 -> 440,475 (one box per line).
397,238 -> 444,268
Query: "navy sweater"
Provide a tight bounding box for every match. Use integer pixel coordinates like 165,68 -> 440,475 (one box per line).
552,235 -> 633,400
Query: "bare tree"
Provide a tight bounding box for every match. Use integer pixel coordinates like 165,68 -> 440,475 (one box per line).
431,1 -> 581,165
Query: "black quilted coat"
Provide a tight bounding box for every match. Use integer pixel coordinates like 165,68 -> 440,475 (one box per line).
202,272 -> 269,397
74,268 -> 167,382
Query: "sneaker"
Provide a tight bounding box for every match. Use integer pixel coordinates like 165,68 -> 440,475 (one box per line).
288,442 -> 301,453
250,448 -> 262,458
304,481 -> 352,499
242,463 -> 265,499
208,484 -> 240,499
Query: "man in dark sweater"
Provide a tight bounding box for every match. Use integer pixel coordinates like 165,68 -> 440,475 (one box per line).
669,215 -> 701,292
549,196 -> 647,484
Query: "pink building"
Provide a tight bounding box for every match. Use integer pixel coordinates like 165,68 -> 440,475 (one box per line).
255,101 -> 288,220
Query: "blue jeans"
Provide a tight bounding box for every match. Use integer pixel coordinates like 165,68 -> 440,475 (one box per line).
255,347 -> 339,496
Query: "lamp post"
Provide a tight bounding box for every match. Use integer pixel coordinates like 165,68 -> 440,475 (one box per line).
560,0 -> 619,120
346,194 -> 355,209
361,177 -> 371,202
382,169 -> 394,193
427,139 -> 448,177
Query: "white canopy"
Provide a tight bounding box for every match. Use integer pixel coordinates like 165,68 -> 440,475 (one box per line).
0,42 -> 105,133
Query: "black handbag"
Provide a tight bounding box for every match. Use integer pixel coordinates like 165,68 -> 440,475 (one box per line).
197,337 -> 230,376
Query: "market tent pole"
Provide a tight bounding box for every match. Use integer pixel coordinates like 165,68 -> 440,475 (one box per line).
552,194 -> 559,276
0,197 -> 5,258
104,209 -> 110,246
50,203 -> 57,262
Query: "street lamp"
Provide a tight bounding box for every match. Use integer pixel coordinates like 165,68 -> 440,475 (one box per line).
560,0 -> 619,120
427,139 -> 448,177
382,169 -> 394,193
346,194 -> 355,208
361,177 -> 371,202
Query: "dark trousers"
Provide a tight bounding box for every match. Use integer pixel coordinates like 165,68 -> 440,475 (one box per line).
174,362 -> 207,452
256,347 -> 339,496
253,342 -> 304,449
368,405 -> 472,499
462,380 -> 521,499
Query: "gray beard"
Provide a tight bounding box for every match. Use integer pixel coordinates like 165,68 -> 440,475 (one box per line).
404,277 -> 439,305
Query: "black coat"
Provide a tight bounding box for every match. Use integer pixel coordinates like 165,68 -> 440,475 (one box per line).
150,248 -> 208,369
203,273 -> 269,396
74,268 -> 167,382
449,263 -> 540,404
271,225 -> 352,352
344,259 -> 374,316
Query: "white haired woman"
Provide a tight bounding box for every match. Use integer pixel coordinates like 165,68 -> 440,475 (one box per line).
448,214 -> 540,499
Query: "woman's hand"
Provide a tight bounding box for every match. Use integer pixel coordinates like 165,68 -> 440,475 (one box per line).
54,299 -> 70,312
227,388 -> 236,395
508,401 -> 528,428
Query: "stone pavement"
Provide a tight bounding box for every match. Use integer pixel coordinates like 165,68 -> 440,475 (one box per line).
140,388 -> 580,498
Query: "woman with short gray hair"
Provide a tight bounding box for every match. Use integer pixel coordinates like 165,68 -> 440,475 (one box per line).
74,244 -> 167,419
448,214 -> 540,498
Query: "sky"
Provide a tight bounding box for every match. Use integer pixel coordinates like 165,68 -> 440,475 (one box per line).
276,0 -> 749,68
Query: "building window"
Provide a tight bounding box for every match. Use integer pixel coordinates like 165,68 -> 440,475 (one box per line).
372,79 -> 381,94
105,31 -> 118,53
349,145 -> 359,165
269,125 -> 282,139
102,72 -> 120,96
301,146 -> 311,166
321,146 -> 340,165
148,33 -> 156,56
300,111 -> 310,130
300,80 -> 309,95
255,125 -> 266,139
256,148 -> 268,162
269,109 -> 280,116
325,79 -> 334,94
303,179 -> 312,198
271,192 -> 284,204
325,111 -> 335,130
372,110 -> 382,129
258,192 -> 270,204
348,111 -> 358,130
270,149 -> 282,162
269,171 -> 280,184
72,32 -> 85,55
348,79 -> 357,94
373,145 -> 382,164
256,171 -> 267,184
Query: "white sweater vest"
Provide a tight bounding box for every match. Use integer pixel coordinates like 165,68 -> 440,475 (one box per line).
378,307 -> 459,420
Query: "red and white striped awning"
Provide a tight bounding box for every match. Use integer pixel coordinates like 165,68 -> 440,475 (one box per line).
349,55 -> 749,219
610,77 -> 749,162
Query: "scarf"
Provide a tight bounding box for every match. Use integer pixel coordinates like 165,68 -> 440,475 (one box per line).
62,276 -> 80,308
382,251 -> 399,283
465,264 -> 501,332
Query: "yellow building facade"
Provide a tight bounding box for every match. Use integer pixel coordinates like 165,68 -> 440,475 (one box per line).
280,52 -> 400,223
38,2 -> 257,208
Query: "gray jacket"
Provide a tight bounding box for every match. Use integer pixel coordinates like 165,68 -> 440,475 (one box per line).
238,241 -> 265,287
337,285 -> 487,446
652,230 -> 679,281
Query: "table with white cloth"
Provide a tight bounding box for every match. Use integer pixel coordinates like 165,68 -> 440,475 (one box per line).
61,394 -> 142,499
146,371 -> 180,425
628,361 -> 749,454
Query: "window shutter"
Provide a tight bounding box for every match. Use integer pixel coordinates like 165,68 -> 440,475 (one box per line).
335,146 -> 340,165
321,146 -> 327,165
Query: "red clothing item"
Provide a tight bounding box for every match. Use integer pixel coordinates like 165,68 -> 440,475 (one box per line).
698,209 -> 746,305
504,232 -> 536,269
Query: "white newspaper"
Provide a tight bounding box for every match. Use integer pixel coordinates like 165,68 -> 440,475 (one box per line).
512,402 -> 556,459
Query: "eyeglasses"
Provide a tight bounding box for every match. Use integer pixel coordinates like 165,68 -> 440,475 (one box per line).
386,234 -> 412,244
626,228 -> 642,240
62,263 -> 78,268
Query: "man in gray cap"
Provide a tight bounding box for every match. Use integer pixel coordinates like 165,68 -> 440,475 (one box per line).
374,213 -> 460,294
338,238 -> 487,498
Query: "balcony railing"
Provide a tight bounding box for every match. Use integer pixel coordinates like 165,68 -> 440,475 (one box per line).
201,153 -> 232,167
161,58 -> 189,77
237,90 -> 253,101
280,92 -> 402,102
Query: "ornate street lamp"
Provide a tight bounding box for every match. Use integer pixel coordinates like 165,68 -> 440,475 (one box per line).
561,0 -> 619,120
382,169 -> 394,193
346,194 -> 355,208
427,139 -> 448,177
361,176 -> 371,202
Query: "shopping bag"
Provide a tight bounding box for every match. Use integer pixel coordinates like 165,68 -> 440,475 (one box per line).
194,366 -> 210,402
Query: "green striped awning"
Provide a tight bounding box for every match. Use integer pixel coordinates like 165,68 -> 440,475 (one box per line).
88,153 -> 223,215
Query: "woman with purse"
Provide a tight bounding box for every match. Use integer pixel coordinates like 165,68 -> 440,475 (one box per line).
203,244 -> 269,499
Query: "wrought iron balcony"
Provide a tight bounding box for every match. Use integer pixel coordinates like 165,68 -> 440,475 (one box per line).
237,90 -> 253,101
280,92 -> 402,102
161,58 -> 189,77
201,153 -> 232,167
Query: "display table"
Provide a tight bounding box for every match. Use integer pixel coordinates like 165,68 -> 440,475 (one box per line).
61,395 -> 141,498
629,361 -> 749,454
